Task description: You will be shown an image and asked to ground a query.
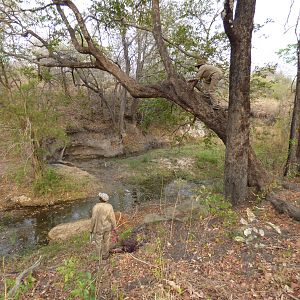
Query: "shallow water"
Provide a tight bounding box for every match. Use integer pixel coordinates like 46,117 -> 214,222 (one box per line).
0,187 -> 145,256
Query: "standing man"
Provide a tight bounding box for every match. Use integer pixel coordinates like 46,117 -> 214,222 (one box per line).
188,59 -> 223,106
90,192 -> 117,260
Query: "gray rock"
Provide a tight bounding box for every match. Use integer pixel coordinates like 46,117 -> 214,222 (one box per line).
48,218 -> 90,240
143,213 -> 168,224
11,195 -> 32,206
165,199 -> 209,218
164,179 -> 198,201
142,199 -> 209,225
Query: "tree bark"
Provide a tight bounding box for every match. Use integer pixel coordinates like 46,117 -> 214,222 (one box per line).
119,29 -> 131,137
284,40 -> 300,176
130,30 -> 148,125
222,0 -> 256,205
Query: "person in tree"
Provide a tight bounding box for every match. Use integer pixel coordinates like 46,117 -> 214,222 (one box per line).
90,192 -> 117,260
188,59 -> 223,106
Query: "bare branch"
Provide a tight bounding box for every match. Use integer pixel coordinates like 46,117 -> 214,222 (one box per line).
75,70 -> 117,126
151,0 -> 175,77
20,3 -> 56,13
8,257 -> 42,298
55,3 -> 91,54
285,0 -> 296,30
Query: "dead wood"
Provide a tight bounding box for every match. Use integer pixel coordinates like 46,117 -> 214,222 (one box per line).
282,182 -> 300,192
8,256 -> 42,298
266,192 -> 300,222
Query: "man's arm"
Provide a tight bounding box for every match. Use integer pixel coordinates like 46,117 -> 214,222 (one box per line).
109,207 -> 117,229
187,65 -> 206,88
195,65 -> 205,80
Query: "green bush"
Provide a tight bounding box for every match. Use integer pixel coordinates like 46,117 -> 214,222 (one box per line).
138,98 -> 191,131
200,189 -> 237,227
32,168 -> 62,195
57,258 -> 96,300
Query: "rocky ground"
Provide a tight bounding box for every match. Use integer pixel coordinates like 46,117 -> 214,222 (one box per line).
1,193 -> 299,300
1,138 -> 299,300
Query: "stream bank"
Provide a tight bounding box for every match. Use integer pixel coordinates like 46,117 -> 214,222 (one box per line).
0,141 -> 224,256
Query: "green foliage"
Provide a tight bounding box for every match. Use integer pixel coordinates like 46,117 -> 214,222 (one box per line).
32,168 -> 62,195
0,75 -> 68,178
178,0 -> 230,65
32,167 -> 86,196
277,43 -> 297,65
9,166 -> 30,186
1,273 -> 35,300
119,227 -> 133,241
252,118 -> 289,174
139,98 -> 191,131
203,192 -> 237,226
196,146 -> 224,178
270,72 -> 293,100
250,64 -> 277,99
57,258 -> 77,284
57,258 -> 96,300
111,284 -> 126,300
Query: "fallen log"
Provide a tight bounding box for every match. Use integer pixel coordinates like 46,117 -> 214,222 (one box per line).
282,182 -> 300,192
266,192 -> 300,222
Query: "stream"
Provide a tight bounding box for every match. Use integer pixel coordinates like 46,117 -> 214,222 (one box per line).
0,157 -> 211,256
0,158 -> 156,257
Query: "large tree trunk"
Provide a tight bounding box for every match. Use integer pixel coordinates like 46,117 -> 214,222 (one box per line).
284,40 -> 300,176
222,0 -> 256,205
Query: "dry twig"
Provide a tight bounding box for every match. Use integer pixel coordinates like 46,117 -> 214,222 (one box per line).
8,256 -> 42,298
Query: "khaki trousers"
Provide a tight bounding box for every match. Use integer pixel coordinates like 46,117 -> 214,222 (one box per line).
203,72 -> 223,103
94,231 -> 111,260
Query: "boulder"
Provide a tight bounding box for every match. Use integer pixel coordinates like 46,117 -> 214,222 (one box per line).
66,131 -> 124,159
65,122 -> 168,160
143,213 -> 168,224
51,164 -> 97,180
164,179 -> 198,201
11,195 -> 32,206
164,199 -> 209,219
142,199 -> 209,225
48,218 -> 90,240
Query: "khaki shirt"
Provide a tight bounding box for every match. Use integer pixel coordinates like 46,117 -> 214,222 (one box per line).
90,203 -> 117,234
195,64 -> 222,81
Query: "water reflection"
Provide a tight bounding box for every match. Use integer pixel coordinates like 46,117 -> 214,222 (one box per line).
0,188 -> 148,256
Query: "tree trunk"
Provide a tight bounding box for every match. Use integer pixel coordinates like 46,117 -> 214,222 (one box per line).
222,0 -> 256,205
119,29 -> 131,136
130,30 -> 148,125
60,67 -> 71,98
119,87 -> 127,138
284,40 -> 300,176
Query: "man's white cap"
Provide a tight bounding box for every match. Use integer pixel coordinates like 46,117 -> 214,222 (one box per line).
98,192 -> 109,202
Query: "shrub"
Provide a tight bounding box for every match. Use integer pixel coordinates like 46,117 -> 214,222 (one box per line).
32,168 -> 62,195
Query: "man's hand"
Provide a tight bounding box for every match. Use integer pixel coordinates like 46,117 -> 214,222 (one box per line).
112,229 -> 119,243
187,79 -> 198,90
